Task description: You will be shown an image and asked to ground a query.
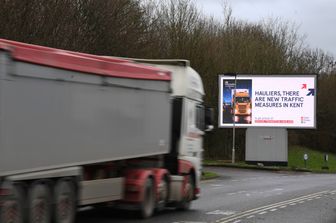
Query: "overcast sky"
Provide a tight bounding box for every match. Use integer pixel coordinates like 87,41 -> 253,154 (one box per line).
194,0 -> 336,56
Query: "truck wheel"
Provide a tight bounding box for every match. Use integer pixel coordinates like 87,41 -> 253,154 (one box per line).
0,184 -> 25,223
54,179 -> 76,223
177,174 -> 194,211
28,182 -> 51,223
139,178 -> 155,218
156,176 -> 169,211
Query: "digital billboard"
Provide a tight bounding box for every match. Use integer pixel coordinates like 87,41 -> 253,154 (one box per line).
218,74 -> 317,128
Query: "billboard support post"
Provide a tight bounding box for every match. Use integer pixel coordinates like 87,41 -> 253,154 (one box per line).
232,74 -> 237,164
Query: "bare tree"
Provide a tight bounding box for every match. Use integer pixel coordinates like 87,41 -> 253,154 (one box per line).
1,0 -> 335,158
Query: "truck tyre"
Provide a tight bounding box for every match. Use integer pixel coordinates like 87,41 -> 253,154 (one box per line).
156,175 -> 169,211
177,174 -> 194,211
0,184 -> 25,223
28,182 -> 52,223
54,179 -> 76,223
139,178 -> 155,218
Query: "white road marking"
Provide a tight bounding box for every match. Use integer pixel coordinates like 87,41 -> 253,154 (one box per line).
206,210 -> 236,216
173,222 -> 207,223
246,215 -> 255,219
225,188 -> 287,199
173,221 -> 208,223
215,190 -> 333,223
270,208 -> 277,212
273,188 -> 284,192
289,203 -> 296,206
228,191 -> 247,196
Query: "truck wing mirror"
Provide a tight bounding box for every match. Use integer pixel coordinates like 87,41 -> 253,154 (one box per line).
205,107 -> 214,132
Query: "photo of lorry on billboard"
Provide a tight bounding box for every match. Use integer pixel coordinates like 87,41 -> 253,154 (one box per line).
219,74 -> 317,128
222,79 -> 252,124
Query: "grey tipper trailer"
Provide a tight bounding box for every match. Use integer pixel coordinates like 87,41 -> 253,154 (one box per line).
0,39 -> 171,221
0,39 -> 213,223
0,52 -> 171,177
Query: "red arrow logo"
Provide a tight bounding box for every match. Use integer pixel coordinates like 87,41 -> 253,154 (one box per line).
301,84 -> 307,89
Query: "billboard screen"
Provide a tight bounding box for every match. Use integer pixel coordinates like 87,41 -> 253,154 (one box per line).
218,74 -> 317,128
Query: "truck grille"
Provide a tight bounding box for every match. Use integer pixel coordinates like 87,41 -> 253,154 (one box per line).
238,105 -> 246,112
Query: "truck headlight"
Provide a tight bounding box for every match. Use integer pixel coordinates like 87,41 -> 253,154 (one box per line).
245,116 -> 251,123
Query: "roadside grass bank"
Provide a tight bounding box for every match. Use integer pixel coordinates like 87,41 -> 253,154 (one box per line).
288,145 -> 336,172
201,171 -> 219,180
204,146 -> 336,173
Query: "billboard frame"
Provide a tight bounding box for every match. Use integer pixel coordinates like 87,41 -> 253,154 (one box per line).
218,73 -> 317,129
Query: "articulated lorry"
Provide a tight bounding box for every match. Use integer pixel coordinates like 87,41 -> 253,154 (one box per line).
231,89 -> 252,123
0,39 -> 213,223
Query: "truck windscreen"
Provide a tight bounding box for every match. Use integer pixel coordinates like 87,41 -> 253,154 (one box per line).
236,97 -> 250,103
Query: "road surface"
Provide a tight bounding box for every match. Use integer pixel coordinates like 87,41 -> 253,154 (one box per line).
77,167 -> 336,223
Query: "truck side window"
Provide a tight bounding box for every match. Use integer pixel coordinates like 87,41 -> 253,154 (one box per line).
196,104 -> 205,131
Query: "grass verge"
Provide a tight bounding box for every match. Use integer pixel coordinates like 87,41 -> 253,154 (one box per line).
204,145 -> 336,173
201,171 -> 219,180
288,145 -> 336,172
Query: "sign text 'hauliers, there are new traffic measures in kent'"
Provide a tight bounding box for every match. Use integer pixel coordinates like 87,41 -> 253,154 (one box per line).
218,74 -> 317,128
